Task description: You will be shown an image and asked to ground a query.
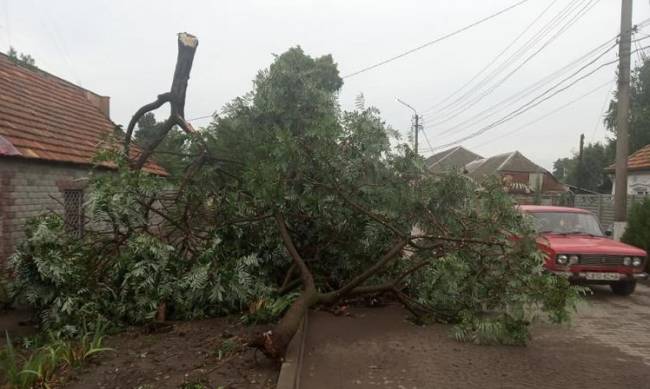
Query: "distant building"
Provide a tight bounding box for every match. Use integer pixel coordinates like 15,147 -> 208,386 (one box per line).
427,147 -> 568,203
465,151 -> 567,197
608,143 -> 650,195
0,52 -> 165,265
425,146 -> 483,173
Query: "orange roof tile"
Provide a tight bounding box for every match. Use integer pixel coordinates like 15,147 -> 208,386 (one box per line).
0,53 -> 166,176
606,144 -> 650,172
627,144 -> 650,171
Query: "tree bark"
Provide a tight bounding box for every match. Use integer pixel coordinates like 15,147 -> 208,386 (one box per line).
122,32 -> 200,170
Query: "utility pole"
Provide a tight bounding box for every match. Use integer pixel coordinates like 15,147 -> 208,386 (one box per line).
579,133 -> 585,161
613,0 -> 633,240
577,133 -> 585,189
396,98 -> 420,155
414,113 -> 420,155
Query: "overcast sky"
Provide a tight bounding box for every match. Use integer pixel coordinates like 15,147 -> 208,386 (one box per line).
1,0 -> 649,170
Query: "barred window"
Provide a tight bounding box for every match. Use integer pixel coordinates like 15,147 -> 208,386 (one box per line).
63,189 -> 84,238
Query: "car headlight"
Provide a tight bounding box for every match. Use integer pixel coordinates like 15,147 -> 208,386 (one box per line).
569,255 -> 579,264
632,257 -> 643,267
557,254 -> 569,265
623,257 -> 632,266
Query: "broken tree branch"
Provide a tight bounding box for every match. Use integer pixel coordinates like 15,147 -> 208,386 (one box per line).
122,32 -> 200,170
274,213 -> 316,292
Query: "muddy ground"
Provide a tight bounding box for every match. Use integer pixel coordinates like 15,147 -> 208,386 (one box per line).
3,284 -> 650,388
62,317 -> 279,389
301,284 -> 650,389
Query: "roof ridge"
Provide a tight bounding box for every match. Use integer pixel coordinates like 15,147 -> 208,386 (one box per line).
496,151 -> 517,171
0,51 -> 107,100
431,146 -> 461,167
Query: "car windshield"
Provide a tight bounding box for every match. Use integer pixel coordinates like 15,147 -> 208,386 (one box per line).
528,211 -> 603,236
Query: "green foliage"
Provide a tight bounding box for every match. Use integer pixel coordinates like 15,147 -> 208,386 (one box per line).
242,293 -> 299,325
134,112 -> 189,176
8,165 -> 274,331
214,337 -> 243,361
556,57 -> 650,193
0,321 -> 112,388
411,177 -> 583,345
606,57 -> 650,154
622,197 -> 650,269
7,46 -> 580,348
7,46 -> 37,70
552,142 -> 614,193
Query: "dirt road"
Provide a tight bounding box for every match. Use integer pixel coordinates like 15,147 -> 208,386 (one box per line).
300,284 -> 650,389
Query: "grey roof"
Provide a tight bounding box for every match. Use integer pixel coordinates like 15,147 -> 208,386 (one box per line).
426,146 -> 483,173
465,151 -> 546,180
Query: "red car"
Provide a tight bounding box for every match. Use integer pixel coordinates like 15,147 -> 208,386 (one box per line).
519,205 -> 647,296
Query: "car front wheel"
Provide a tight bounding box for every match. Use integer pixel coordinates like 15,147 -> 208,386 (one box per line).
610,280 -> 637,296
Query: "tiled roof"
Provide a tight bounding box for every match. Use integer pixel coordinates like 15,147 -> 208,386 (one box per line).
607,143 -> 650,172
0,53 -> 166,175
426,146 -> 483,173
466,151 -> 545,178
628,144 -> 650,170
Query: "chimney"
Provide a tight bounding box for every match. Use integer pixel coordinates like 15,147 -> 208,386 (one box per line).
84,91 -> 111,119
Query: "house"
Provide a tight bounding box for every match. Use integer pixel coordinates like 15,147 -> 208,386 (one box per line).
0,52 -> 165,265
426,147 -> 568,203
464,151 -> 567,198
608,143 -> 650,195
425,146 -> 483,173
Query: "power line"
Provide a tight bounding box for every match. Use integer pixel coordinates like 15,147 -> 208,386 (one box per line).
422,0 -> 585,117
589,80 -> 615,142
341,0 -> 532,79
420,0 -> 561,115
427,36 -> 619,140
187,114 -> 215,122
470,78 -> 613,149
425,26 -> 650,141
424,44 -> 650,152
423,0 -> 601,125
2,0 -> 10,47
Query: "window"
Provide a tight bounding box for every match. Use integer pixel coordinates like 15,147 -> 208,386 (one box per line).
63,189 -> 84,238
528,173 -> 544,192
528,211 -> 603,236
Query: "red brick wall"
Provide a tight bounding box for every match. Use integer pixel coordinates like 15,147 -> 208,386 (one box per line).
0,158 -> 90,265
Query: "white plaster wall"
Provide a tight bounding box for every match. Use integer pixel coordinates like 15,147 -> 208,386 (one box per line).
611,171 -> 650,195
626,172 -> 650,195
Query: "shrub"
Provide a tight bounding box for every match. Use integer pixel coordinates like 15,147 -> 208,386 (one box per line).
621,197 -> 650,270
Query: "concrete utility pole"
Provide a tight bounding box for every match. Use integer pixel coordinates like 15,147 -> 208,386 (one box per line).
613,0 -> 633,240
396,98 -> 420,155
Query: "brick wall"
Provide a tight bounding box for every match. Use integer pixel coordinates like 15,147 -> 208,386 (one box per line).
0,158 -> 91,264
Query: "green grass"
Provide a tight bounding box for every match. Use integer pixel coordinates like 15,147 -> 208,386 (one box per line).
0,321 -> 114,388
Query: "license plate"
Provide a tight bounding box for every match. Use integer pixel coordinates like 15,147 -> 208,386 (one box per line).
582,272 -> 621,281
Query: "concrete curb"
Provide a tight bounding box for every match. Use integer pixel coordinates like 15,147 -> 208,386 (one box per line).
275,313 -> 308,389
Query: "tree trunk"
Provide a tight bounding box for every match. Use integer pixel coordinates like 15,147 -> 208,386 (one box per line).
250,289 -> 319,360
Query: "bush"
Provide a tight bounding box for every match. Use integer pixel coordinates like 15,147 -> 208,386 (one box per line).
7,214 -> 274,333
621,198 -> 650,270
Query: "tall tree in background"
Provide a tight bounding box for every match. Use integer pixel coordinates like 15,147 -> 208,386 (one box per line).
606,56 -> 650,153
552,142 -> 614,192
553,56 -> 650,192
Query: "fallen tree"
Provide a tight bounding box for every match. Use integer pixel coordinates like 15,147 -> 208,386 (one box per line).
8,35 -> 582,359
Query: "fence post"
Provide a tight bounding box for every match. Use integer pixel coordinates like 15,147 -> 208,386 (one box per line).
598,195 -> 603,223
